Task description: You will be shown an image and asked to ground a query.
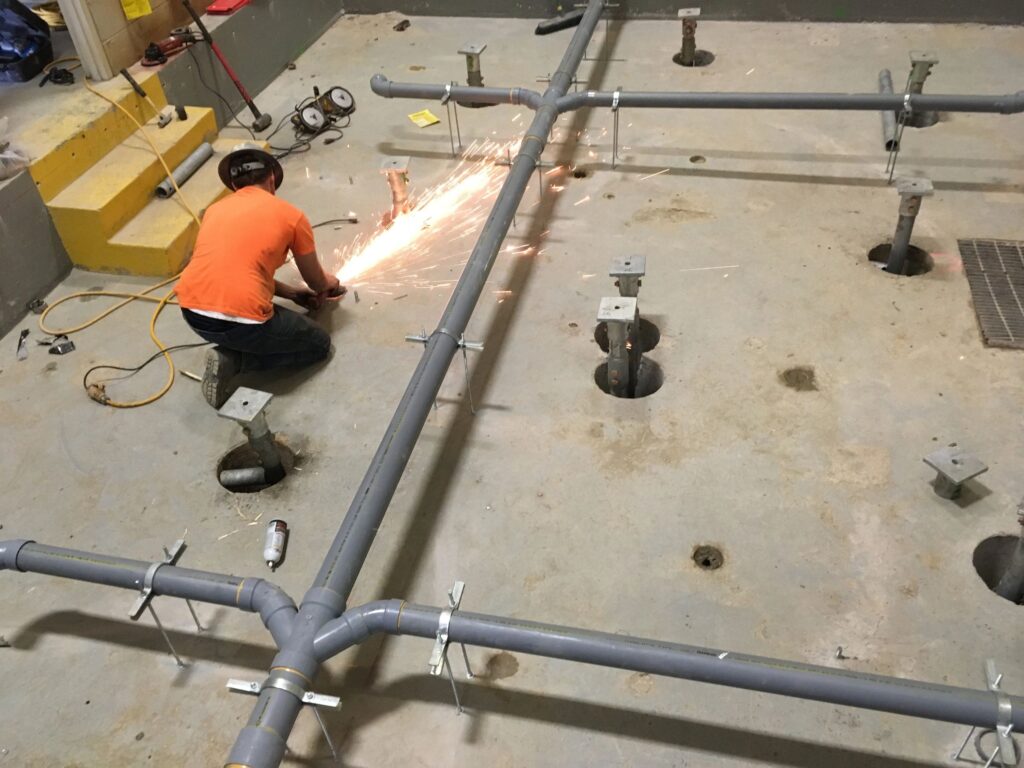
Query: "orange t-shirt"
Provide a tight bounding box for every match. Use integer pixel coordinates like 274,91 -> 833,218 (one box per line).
175,186 -> 316,322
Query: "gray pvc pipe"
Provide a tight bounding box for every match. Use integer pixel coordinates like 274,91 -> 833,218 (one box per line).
220,467 -> 266,487
156,141 -> 213,199
370,75 -> 542,110
224,5 -> 608,766
0,541 -> 296,645
878,69 -> 899,151
313,601 -> 1024,732
556,89 -> 1024,114
312,0 -> 605,610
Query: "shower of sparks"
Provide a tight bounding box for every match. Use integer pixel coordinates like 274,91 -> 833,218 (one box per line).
333,140 -> 518,289
639,168 -> 671,181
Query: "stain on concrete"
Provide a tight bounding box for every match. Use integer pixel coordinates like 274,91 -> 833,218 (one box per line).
899,581 -> 919,598
632,194 -> 712,225
779,366 -> 817,391
627,672 -> 654,696
80,286 -> 105,302
828,445 -> 891,487
484,651 -> 519,680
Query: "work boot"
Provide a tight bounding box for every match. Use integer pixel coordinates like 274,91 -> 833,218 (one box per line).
202,348 -> 238,409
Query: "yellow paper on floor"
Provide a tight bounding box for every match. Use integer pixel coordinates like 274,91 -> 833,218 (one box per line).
120,0 -> 153,20
408,109 -> 440,128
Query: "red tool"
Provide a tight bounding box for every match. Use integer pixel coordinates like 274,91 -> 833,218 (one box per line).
142,28 -> 200,66
180,0 -> 272,132
206,0 -> 251,14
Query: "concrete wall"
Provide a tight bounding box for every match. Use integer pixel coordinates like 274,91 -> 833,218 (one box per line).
0,172 -> 71,338
83,0 -> 213,75
157,0 -> 345,129
345,0 -> 1024,24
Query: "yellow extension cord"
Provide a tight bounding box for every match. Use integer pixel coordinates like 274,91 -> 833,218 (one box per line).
40,71 -> 201,408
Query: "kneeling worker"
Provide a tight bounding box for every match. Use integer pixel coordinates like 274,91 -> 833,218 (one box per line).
176,143 -> 345,407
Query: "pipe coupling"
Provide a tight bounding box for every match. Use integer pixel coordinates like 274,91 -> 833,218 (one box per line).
0,539 -> 33,571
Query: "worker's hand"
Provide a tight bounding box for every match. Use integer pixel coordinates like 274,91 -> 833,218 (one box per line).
325,282 -> 348,300
321,274 -> 345,298
292,288 -> 324,311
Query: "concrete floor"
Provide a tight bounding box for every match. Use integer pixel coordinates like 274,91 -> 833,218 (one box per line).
2,12 -> 1024,767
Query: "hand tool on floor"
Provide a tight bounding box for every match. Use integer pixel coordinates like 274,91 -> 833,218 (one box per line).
119,68 -> 172,127
180,0 -> 272,132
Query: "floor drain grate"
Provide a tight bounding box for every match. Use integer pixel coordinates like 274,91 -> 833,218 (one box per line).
958,238 -> 1024,349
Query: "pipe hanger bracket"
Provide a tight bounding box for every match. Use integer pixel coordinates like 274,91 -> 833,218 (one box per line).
226,677 -> 341,710
129,538 -> 186,620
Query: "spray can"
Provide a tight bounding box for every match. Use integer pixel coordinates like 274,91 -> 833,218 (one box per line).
264,519 -> 288,569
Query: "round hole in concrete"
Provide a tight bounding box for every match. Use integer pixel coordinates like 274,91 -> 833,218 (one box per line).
867,244 -> 933,276
217,439 -> 295,494
594,358 -> 664,399
689,155 -> 706,164
572,168 -> 589,179
973,535 -> 1023,605
693,545 -> 724,571
672,50 -> 715,67
594,318 -> 661,353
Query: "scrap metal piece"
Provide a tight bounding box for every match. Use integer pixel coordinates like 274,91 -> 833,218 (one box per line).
380,157 -> 411,224
48,335 -> 75,355
923,446 -> 988,499
16,329 -> 28,361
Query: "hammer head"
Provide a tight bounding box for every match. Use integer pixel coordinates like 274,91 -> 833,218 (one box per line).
251,112 -> 273,133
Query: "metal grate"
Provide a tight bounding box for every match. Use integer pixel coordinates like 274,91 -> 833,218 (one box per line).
958,239 -> 1024,349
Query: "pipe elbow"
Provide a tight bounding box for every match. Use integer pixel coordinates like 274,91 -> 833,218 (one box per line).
0,540 -> 32,571
519,89 -> 544,110
250,579 -> 296,617
370,73 -> 392,98
312,599 -> 404,661
240,579 -> 297,646
556,93 -> 586,113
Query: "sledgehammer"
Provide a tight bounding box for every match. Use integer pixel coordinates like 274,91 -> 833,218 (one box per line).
181,0 -> 273,132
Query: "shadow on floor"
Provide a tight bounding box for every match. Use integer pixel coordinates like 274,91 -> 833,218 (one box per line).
9,609 -> 278,688
304,673 -> 948,768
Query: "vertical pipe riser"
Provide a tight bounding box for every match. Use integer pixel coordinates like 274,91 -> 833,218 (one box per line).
878,69 -> 899,151
885,213 -> 915,275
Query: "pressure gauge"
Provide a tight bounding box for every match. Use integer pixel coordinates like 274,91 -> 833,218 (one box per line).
324,86 -> 355,116
296,105 -> 326,132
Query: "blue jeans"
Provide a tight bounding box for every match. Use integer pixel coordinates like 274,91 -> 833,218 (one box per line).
182,306 -> 331,373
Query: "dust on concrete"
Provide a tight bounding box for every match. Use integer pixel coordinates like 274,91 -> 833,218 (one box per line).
779,366 -> 818,391
631,194 -> 712,225
827,445 -> 892,487
626,672 -> 654,696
